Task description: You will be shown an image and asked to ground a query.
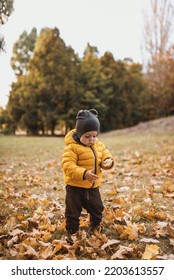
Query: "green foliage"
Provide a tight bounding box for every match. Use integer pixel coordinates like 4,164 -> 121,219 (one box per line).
5,27 -> 165,135
11,27 -> 37,76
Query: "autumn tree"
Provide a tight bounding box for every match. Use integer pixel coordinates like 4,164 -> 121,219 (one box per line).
6,28 -> 151,134
143,0 -> 174,65
78,43 -> 108,129
11,27 -> 37,76
28,27 -> 80,134
100,51 -> 125,130
7,28 -> 39,134
143,0 -> 174,117
159,46 -> 174,114
7,27 -> 81,134
0,0 -> 14,51
7,75 -> 43,135
100,52 -> 146,130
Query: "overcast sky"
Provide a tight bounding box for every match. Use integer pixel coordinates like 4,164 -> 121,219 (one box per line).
0,0 -> 172,108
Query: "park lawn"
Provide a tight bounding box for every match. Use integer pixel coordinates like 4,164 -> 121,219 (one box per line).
0,130 -> 174,260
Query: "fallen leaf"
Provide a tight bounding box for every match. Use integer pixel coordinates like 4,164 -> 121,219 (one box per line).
111,245 -> 133,259
23,244 -> 38,258
101,239 -> 120,250
142,244 -> 160,260
158,254 -> 174,260
166,224 -> 174,238
155,211 -> 167,220
40,245 -> 54,259
93,229 -> 108,242
10,228 -> 25,237
7,236 -> 19,247
40,231 -> 51,242
123,223 -> 139,240
140,238 -> 159,243
38,240 -> 51,247
169,239 -> 174,246
4,217 -> 17,231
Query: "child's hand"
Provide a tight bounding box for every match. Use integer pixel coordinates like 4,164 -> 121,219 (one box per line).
85,170 -> 99,183
102,158 -> 113,168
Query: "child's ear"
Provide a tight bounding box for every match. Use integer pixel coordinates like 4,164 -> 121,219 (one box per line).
89,109 -> 98,116
76,110 -> 85,118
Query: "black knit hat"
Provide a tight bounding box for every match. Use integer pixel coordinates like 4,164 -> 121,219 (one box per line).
75,109 -> 100,138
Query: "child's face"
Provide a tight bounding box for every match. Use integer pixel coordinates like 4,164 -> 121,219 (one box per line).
80,131 -> 98,146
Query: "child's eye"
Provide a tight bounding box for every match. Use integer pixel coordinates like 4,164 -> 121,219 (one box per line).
85,135 -> 97,139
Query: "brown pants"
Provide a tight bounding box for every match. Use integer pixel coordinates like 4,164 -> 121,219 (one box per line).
65,185 -> 104,234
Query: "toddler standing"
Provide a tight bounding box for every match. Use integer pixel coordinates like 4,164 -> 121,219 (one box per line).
61,109 -> 114,236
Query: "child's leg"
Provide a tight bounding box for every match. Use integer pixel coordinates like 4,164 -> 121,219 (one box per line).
65,185 -> 83,234
85,188 -> 104,228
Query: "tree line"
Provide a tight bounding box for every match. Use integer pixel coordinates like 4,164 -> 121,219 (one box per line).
0,0 -> 174,135
0,27 -> 148,135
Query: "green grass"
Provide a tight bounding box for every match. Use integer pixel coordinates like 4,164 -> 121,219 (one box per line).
0,131 -> 174,260
0,135 -> 65,170
0,131 -> 173,164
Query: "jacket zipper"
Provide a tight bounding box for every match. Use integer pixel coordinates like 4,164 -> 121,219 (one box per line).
90,146 -> 97,188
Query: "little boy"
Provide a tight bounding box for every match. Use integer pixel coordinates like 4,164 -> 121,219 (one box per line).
61,109 -> 114,236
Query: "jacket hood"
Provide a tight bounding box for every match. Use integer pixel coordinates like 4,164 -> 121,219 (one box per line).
64,129 -> 77,146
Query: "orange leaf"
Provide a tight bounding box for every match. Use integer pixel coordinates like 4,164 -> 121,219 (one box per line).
41,232 -> 51,242
17,214 -> 25,221
155,211 -> 167,220
27,199 -> 36,206
93,229 -> 108,243
124,223 -> 139,240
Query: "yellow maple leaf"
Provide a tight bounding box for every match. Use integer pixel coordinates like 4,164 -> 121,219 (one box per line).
16,214 -> 25,221
27,198 -> 36,206
40,224 -> 56,232
121,223 -> 139,241
142,244 -> 159,260
36,206 -> 44,214
41,231 -> 51,242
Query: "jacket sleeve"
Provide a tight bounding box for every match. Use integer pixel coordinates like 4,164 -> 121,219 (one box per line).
100,142 -> 114,170
62,145 -> 86,180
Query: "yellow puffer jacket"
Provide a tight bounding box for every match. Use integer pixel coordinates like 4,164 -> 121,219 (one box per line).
61,129 -> 114,188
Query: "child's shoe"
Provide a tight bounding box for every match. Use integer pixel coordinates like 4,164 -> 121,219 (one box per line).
66,232 -> 78,245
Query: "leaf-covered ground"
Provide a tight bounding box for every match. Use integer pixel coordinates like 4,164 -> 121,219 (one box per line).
0,118 -> 174,260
